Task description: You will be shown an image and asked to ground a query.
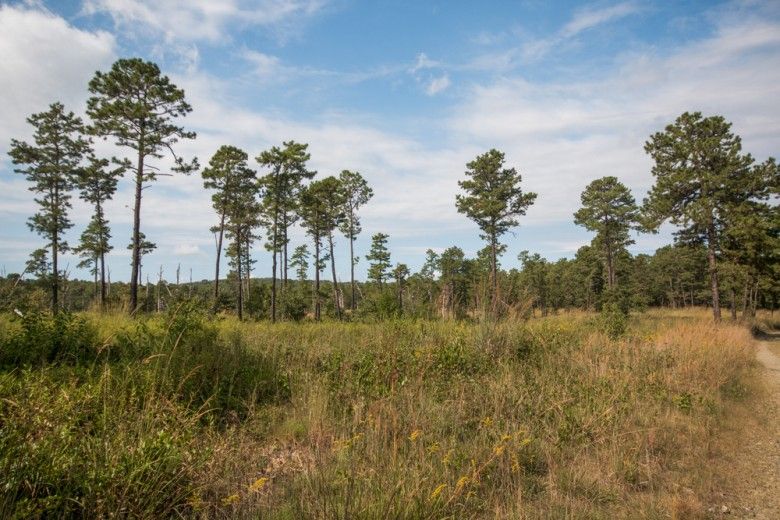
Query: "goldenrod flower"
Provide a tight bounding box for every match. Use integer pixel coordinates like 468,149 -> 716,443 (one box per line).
249,477 -> 269,492
493,445 -> 505,456
409,429 -> 422,441
187,493 -> 204,511
442,449 -> 454,465
429,483 -> 447,500
222,493 -> 240,506
455,476 -> 469,492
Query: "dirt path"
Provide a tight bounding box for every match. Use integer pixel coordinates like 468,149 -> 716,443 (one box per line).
723,335 -> 780,519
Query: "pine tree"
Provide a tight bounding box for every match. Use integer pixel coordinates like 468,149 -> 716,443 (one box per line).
299,176 -> 345,319
366,233 -> 391,286
574,176 -> 639,290
202,145 -> 255,313
9,102 -> 89,313
223,167 -> 260,320
256,141 -> 315,322
74,155 -> 123,308
299,182 -> 329,320
87,58 -> 198,313
338,170 -> 373,310
456,149 -> 537,311
393,263 -> 410,314
290,245 -> 310,282
643,112 -> 756,321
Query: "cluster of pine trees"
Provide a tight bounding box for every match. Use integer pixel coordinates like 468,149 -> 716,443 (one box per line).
5,58 -> 778,321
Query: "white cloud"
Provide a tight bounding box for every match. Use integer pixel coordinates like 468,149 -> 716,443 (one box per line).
451,13 -> 780,226
243,50 -> 283,77
1,2 -> 778,280
0,5 -> 115,164
425,74 -> 451,96
82,0 -> 329,43
409,52 -> 440,73
521,1 -> 640,60
173,243 -> 202,256
560,1 -> 640,38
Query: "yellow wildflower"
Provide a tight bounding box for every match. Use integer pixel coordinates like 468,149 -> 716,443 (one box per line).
493,444 -> 505,456
409,429 -> 422,442
455,475 -> 469,492
249,477 -> 269,492
479,416 -> 493,429
221,493 -> 240,506
442,449 -> 454,465
511,454 -> 520,473
501,434 -> 512,442
187,493 -> 204,511
429,483 -> 447,501
427,442 -> 440,454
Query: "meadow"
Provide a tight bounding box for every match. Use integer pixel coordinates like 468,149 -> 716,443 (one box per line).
0,308 -> 769,519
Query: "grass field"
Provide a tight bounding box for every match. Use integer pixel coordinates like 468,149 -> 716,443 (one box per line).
0,308 -> 768,518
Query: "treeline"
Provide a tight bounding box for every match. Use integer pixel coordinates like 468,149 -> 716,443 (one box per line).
5,58 -> 779,321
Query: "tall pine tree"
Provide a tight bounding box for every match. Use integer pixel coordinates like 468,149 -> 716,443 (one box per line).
87,58 -> 198,313
456,149 -> 536,311
9,102 -> 89,313
643,112 -> 755,321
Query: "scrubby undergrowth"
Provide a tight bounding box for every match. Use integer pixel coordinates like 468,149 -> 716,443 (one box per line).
0,308 -> 761,518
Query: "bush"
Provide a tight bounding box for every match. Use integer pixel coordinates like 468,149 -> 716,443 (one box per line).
598,303 -> 628,339
0,312 -> 98,366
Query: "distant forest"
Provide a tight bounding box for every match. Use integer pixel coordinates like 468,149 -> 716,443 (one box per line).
4,58 -> 778,321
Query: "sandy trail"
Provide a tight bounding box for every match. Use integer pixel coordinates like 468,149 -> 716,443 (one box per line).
733,335 -> 780,519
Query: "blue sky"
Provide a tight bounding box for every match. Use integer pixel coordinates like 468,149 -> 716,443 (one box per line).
0,0 -> 778,282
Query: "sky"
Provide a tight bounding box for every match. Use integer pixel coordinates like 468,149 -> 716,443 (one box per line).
0,0 -> 778,282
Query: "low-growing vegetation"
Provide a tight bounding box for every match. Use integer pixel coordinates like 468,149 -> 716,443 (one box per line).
0,308 -> 762,518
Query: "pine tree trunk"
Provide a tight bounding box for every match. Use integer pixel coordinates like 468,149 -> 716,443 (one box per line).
349,219 -> 356,310
271,208 -> 278,323
314,233 -> 321,321
244,233 -> 251,314
52,183 -> 59,314
750,282 -> 759,318
730,288 -> 737,320
328,231 -> 341,320
490,234 -> 498,313
283,223 -> 288,289
98,201 -> 106,309
129,139 -> 144,314
706,225 -> 721,321
213,212 -> 225,313
236,236 -> 243,321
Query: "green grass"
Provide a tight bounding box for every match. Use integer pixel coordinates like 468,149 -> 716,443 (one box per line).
0,308 -> 761,518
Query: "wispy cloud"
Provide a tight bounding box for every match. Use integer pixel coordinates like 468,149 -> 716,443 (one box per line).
521,1 -> 641,60
409,52 -> 440,73
82,0 -> 329,44
425,74 -> 451,96
561,1 -> 640,38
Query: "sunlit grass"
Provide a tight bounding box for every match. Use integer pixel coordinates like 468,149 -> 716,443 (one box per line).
0,308 -> 764,518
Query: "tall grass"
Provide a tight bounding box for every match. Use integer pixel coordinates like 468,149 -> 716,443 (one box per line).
0,309 -> 760,518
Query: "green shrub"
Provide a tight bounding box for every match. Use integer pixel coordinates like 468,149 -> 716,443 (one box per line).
597,303 -> 628,339
0,312 -> 98,366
